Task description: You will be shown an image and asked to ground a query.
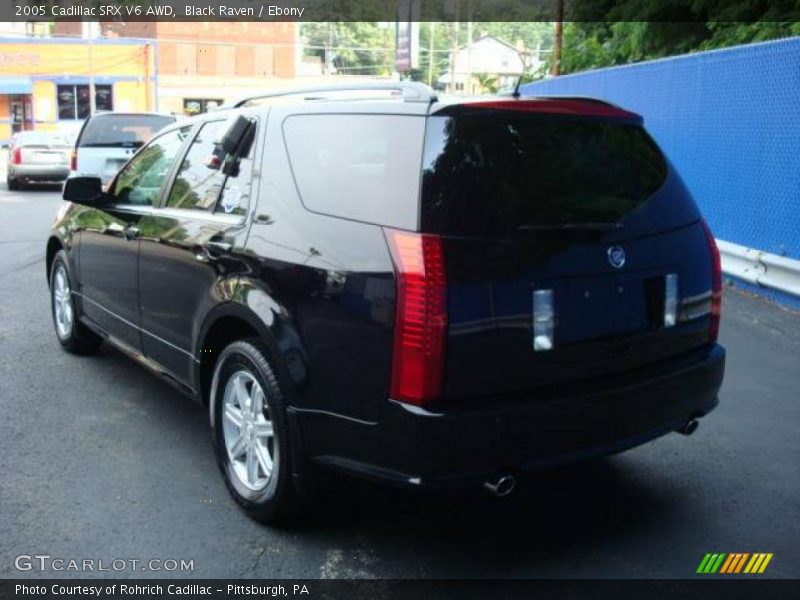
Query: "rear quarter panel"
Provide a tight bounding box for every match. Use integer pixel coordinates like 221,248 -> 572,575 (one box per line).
237,107 -> 397,424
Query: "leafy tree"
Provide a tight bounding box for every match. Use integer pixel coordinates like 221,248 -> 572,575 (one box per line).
474,73 -> 500,93
550,0 -> 800,75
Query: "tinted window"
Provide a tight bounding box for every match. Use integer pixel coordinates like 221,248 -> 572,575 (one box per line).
283,114 -> 425,230
79,114 -> 175,148
166,118 -> 255,215
166,121 -> 228,211
421,114 -> 668,237
113,127 -> 190,206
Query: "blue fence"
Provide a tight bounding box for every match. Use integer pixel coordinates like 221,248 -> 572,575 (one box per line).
521,37 -> 800,264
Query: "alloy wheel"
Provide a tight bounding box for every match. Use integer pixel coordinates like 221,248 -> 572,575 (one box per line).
221,370 -> 275,491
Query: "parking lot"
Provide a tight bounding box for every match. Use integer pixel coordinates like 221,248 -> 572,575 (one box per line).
0,183 -> 798,579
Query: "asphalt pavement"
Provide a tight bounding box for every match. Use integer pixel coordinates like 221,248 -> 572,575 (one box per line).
0,183 -> 798,579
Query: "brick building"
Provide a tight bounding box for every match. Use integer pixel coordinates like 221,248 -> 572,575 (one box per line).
54,21 -> 298,115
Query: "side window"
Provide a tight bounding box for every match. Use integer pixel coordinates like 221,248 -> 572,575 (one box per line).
166,117 -> 256,216
165,120 -> 228,211
282,114 -> 424,230
112,127 -> 190,206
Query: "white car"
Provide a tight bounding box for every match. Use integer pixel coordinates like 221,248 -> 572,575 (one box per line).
71,112 -> 176,185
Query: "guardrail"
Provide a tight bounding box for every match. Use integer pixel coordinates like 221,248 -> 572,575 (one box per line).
718,239 -> 800,297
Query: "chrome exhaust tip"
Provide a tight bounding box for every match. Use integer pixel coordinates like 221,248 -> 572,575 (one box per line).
677,419 -> 699,436
483,474 -> 517,498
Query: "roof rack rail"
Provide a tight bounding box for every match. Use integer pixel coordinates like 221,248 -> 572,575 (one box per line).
227,81 -> 437,108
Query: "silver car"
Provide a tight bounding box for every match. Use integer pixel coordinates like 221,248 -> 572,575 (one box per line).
7,131 -> 73,190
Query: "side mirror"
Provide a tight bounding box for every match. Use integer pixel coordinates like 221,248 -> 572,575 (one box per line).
219,115 -> 253,155
63,176 -> 103,206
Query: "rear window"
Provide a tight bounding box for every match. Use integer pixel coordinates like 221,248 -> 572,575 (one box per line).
282,114 -> 425,230
421,114 -> 668,237
15,132 -> 72,147
78,114 -> 175,149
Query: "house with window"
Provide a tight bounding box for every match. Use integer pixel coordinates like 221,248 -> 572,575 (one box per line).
438,35 -> 543,94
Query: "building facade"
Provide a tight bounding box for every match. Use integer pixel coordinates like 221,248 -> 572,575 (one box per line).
0,36 -> 155,142
0,21 -> 299,142
55,21 -> 298,115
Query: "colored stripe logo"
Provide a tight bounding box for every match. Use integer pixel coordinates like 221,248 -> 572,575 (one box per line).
697,553 -> 773,574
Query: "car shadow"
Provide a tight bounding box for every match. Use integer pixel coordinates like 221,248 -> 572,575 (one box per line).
295,453 -> 676,571
88,342 -> 678,572
13,183 -> 64,193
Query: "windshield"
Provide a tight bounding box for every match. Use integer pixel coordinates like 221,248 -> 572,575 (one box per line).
78,114 -> 175,148
421,114 -> 668,237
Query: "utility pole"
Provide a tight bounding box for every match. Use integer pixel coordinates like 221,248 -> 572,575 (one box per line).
87,22 -> 96,115
448,0 -> 460,94
551,0 -> 564,76
465,10 -> 473,94
427,22 -> 434,87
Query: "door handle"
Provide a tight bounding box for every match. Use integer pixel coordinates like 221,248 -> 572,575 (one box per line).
123,224 -> 140,241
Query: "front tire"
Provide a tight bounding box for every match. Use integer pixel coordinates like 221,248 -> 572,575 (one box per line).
49,250 -> 102,354
210,339 -> 301,524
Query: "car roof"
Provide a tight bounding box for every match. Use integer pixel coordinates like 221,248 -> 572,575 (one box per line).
88,111 -> 176,120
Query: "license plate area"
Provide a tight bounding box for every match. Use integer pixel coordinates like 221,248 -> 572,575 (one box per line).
535,269 -> 671,346
33,151 -> 66,164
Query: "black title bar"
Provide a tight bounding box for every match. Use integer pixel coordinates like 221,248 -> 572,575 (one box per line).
6,0 -> 800,22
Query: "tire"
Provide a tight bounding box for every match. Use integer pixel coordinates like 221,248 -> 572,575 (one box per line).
7,176 -> 18,191
210,339 -> 302,525
49,250 -> 103,354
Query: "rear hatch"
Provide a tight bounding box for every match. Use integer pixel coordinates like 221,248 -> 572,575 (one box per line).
75,113 -> 175,183
17,133 -> 71,166
422,99 -> 715,400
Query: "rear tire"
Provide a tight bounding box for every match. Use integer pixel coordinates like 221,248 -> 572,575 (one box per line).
210,339 -> 303,525
49,250 -> 102,354
7,176 -> 19,191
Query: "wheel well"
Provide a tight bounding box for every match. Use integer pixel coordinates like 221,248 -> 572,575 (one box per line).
199,316 -> 260,405
45,237 -> 63,283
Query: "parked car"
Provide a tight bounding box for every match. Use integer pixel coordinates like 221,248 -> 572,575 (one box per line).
6,131 -> 73,190
46,83 -> 725,524
71,112 -> 176,185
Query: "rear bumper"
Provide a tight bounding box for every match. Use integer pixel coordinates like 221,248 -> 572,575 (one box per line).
297,344 -> 725,490
9,164 -> 70,181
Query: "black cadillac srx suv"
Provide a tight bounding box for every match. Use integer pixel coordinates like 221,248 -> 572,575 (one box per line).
47,82 -> 725,524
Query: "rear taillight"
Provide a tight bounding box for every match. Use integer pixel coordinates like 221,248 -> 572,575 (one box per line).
384,229 -> 447,406
701,220 -> 722,343
11,146 -> 22,165
70,149 -> 77,171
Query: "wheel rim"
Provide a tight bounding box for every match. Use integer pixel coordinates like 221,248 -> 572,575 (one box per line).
53,265 -> 74,339
221,370 -> 275,491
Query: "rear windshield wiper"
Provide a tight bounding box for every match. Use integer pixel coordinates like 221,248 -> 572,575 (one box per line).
516,222 -> 621,232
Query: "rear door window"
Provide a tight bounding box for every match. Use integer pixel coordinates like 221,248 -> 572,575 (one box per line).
165,117 -> 256,216
421,114 -> 668,237
282,114 -> 425,230
78,114 -> 175,149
